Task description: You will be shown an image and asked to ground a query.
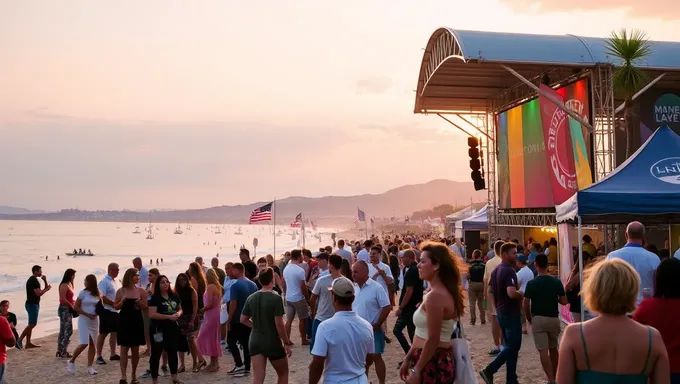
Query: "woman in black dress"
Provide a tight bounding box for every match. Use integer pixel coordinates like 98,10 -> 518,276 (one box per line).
148,275 -> 183,384
175,273 -> 206,373
115,268 -> 147,384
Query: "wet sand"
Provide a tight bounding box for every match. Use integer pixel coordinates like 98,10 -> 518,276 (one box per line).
5,312 -> 556,383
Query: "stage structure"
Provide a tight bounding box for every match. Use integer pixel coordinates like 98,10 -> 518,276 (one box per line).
414,29 -> 680,243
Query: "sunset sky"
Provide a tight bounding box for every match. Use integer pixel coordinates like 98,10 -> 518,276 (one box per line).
1,0 -> 679,210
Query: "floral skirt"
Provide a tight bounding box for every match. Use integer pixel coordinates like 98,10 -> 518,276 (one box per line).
410,347 -> 455,383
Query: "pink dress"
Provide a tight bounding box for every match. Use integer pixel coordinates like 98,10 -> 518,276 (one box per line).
197,290 -> 222,357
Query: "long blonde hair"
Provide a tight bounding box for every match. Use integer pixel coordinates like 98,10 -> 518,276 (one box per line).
205,269 -> 223,296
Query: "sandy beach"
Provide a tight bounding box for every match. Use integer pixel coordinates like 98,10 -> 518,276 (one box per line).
4,311 -> 557,384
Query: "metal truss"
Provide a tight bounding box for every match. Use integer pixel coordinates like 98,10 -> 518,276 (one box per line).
591,65 -> 616,181
419,29 -> 465,97
591,65 -> 617,251
495,210 -> 556,228
485,108 -> 498,238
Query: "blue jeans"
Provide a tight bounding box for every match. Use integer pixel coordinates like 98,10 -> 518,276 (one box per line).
309,319 -> 322,352
0,362 -> 5,384
393,310 -> 415,355
671,372 -> 680,384
485,312 -> 522,384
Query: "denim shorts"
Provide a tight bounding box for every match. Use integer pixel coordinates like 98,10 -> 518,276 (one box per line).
373,330 -> 385,354
25,303 -> 39,326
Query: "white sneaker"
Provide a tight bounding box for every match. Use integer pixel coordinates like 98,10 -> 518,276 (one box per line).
87,366 -> 98,375
67,361 -> 75,374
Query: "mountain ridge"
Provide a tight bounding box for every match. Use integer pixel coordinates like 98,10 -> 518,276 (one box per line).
0,179 -> 486,225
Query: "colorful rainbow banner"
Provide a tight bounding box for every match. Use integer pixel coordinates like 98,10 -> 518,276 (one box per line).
496,79 -> 593,209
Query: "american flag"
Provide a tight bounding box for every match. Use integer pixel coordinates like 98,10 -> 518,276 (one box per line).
249,202 -> 273,224
290,212 -> 302,227
357,208 -> 366,222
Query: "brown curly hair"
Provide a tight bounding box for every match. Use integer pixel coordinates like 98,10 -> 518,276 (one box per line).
419,241 -> 467,318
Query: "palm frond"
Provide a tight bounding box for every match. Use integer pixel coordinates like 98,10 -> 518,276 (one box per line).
605,28 -> 653,65
605,28 -> 653,96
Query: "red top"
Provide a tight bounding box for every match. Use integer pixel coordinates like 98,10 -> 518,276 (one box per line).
60,284 -> 75,306
0,316 -> 13,364
633,297 -> 680,373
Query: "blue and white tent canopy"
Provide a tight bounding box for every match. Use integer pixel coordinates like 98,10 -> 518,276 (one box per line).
458,204 -> 489,231
556,126 -> 680,224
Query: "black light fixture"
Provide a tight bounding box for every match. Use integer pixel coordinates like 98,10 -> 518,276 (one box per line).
541,73 -> 551,86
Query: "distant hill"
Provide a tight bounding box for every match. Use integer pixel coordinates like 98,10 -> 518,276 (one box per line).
0,180 -> 486,224
0,206 -> 44,215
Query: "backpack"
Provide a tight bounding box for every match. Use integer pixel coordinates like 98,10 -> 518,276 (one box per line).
468,261 -> 485,283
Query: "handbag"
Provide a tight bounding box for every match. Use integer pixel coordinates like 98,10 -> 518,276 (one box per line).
451,322 -> 477,384
69,307 -> 79,318
152,326 -> 163,343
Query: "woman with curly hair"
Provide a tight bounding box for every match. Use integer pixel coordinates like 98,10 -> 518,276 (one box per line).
400,241 -> 466,383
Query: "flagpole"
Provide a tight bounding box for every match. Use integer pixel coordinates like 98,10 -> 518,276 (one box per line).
302,213 -> 306,249
365,212 -> 368,240
273,198 -> 276,260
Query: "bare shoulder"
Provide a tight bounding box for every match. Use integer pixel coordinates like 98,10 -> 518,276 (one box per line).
424,289 -> 454,311
561,323 -> 580,347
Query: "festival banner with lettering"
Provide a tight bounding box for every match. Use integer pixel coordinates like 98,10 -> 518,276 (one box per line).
496,79 -> 592,209
539,85 -> 579,205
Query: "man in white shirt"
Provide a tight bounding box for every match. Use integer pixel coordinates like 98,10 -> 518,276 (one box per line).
317,253 -> 330,277
282,249 -> 310,345
309,276 -> 374,384
450,238 -> 465,259
96,263 -> 120,365
132,257 -> 149,289
334,240 -> 353,264
352,261 -> 390,384
356,240 -> 372,263
310,255 -> 343,351
516,254 -> 534,334
368,246 -> 394,341
367,246 -> 394,295
607,222 -> 660,306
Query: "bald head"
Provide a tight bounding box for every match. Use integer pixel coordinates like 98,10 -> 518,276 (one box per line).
626,221 -> 645,243
352,260 -> 369,284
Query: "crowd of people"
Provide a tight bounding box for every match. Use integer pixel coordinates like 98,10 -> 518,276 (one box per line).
0,221 -> 678,383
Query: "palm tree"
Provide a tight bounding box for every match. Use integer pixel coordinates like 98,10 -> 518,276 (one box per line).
605,29 -> 652,159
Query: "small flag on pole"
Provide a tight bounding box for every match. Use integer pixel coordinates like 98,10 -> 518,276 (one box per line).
249,202 -> 273,224
290,212 -> 302,227
357,208 -> 366,222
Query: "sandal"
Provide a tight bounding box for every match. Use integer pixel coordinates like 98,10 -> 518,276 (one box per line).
177,366 -> 186,373
131,380 -> 140,384
193,360 -> 207,372
119,380 -> 128,384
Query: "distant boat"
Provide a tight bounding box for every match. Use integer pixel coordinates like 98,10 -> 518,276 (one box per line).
174,223 -> 183,235
66,252 -> 94,257
234,226 -> 243,235
132,224 -> 141,234
215,225 -> 223,234
146,223 -> 154,240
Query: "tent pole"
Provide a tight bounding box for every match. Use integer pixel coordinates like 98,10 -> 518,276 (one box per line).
578,216 -> 585,322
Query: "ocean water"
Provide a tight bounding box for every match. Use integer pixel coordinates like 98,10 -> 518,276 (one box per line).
0,220 -> 332,338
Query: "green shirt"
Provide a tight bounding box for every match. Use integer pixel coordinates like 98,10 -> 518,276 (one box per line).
241,291 -> 286,356
524,275 -> 565,317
